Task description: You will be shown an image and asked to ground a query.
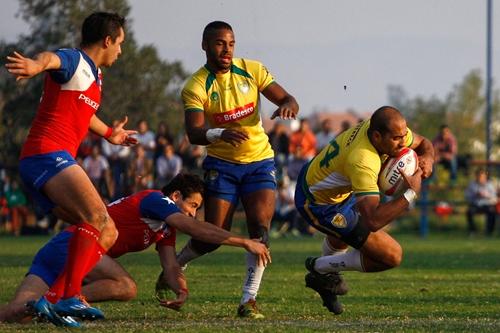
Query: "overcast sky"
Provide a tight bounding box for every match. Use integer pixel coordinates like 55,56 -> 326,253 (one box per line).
1,0 -> 499,117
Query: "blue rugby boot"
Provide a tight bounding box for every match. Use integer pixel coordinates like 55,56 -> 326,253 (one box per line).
54,295 -> 104,320
32,296 -> 81,327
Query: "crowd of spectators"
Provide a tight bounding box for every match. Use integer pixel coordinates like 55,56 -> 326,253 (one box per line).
1,119 -> 498,237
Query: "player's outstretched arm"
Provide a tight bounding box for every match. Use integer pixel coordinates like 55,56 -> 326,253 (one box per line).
5,51 -> 61,81
165,213 -> 271,266
89,115 -> 138,146
262,82 -> 299,120
155,245 -> 188,311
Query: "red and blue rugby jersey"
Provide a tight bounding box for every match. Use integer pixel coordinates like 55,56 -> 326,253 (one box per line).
105,190 -> 179,258
21,48 -> 103,159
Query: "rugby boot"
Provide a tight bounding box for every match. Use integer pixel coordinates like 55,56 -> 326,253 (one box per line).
237,299 -> 265,319
32,296 -> 81,327
54,295 -> 104,320
305,256 -> 348,315
305,272 -> 344,315
305,256 -> 348,295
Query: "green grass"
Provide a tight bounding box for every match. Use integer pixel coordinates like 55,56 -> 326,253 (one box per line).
0,232 -> 499,332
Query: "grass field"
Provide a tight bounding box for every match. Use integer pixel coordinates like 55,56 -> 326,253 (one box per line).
0,231 -> 499,332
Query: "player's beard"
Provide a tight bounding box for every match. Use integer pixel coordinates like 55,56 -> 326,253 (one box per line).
207,49 -> 231,72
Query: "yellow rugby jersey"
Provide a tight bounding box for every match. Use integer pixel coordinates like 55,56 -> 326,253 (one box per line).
302,120 -> 414,204
182,58 -> 275,163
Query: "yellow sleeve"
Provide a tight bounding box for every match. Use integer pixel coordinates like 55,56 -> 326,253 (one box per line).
405,128 -> 414,147
251,60 -> 275,92
182,79 -> 206,112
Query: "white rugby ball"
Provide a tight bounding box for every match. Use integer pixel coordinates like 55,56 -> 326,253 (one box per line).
378,148 -> 418,196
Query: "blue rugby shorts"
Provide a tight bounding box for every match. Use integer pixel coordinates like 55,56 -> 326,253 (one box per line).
202,156 -> 277,205
19,150 -> 77,213
27,230 -> 73,286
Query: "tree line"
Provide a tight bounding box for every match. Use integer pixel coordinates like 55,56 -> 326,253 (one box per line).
1,0 -> 499,170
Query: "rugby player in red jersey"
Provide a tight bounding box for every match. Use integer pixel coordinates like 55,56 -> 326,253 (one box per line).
5,12 -> 137,327
0,173 -> 271,324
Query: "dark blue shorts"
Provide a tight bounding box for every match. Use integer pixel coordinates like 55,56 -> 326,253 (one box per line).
202,156 -> 277,205
19,151 -> 77,213
27,230 -> 72,286
294,165 -> 360,239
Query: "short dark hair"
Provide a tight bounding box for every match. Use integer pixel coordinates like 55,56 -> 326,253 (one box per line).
161,173 -> 204,199
81,12 -> 125,47
368,105 -> 402,136
202,21 -> 233,41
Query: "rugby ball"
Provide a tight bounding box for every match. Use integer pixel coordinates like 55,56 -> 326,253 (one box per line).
378,148 -> 418,196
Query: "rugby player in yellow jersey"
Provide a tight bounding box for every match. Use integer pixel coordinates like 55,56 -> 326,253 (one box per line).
176,21 -> 299,319
295,106 -> 434,314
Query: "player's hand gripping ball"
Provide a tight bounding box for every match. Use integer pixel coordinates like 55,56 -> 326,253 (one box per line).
378,147 -> 418,197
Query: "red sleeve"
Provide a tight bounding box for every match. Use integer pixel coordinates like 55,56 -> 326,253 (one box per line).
157,228 -> 176,248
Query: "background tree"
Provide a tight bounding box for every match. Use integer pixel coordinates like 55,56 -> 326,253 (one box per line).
0,0 -> 188,169
388,69 -> 499,160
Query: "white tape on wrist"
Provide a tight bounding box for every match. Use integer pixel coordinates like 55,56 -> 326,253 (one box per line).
403,189 -> 417,204
206,128 -> 225,143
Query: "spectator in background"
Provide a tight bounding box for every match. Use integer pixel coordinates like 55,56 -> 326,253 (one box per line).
77,132 -> 101,159
5,179 -> 29,236
154,121 -> 174,162
101,122 -> 131,200
177,133 -> 205,172
464,168 -> 497,236
82,145 -> 113,201
272,176 -> 299,237
289,118 -> 316,160
155,143 -> 183,187
128,144 -> 154,192
287,145 -> 309,184
433,124 -> 458,184
272,176 -> 312,238
338,120 -> 351,136
268,122 -> 290,177
315,118 -> 335,152
136,119 -> 156,160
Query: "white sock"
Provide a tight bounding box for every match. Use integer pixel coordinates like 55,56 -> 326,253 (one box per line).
176,240 -> 203,267
322,237 -> 348,256
240,253 -> 265,304
314,249 -> 364,273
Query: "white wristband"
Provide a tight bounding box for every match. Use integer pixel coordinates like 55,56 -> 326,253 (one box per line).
206,128 -> 225,143
403,188 -> 417,204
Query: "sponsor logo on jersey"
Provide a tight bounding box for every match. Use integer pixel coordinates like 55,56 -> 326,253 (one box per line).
143,229 -> 150,247
345,122 -> 364,147
210,91 -> 219,102
78,93 -> 100,110
82,68 -> 92,79
330,213 -> 347,228
213,102 -> 255,125
238,81 -> 249,94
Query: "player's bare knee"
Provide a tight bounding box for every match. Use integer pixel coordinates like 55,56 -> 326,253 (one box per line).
385,244 -> 403,268
116,277 -> 137,301
98,216 -> 118,250
87,210 -> 111,230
